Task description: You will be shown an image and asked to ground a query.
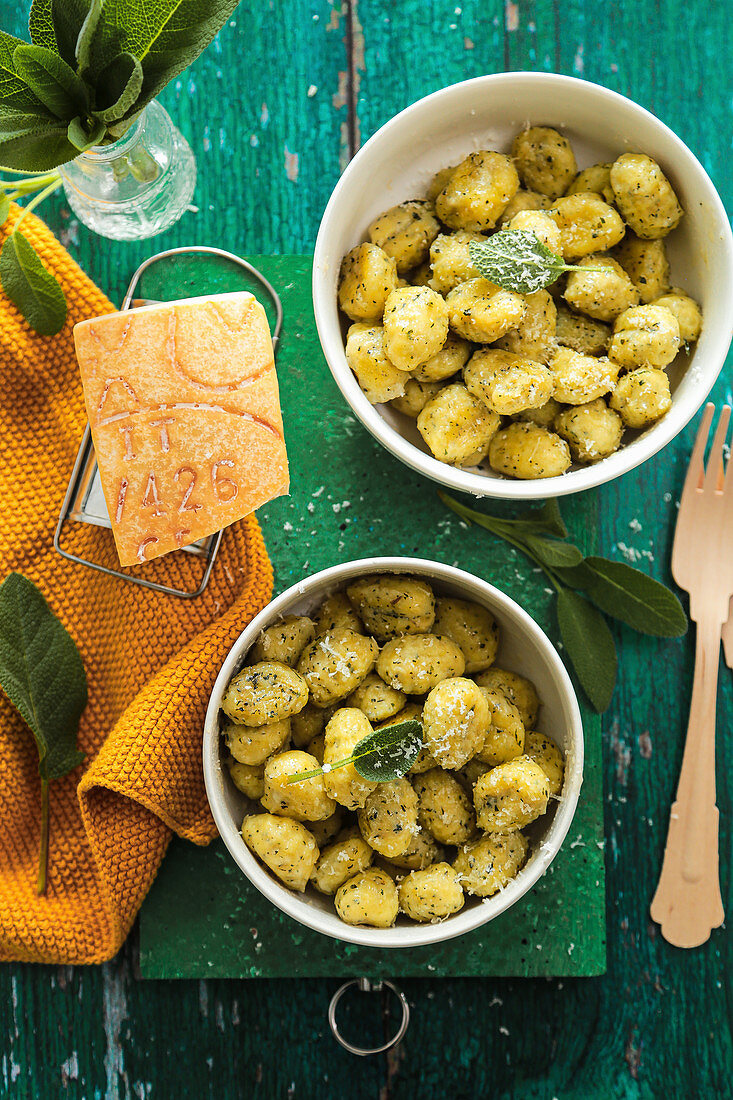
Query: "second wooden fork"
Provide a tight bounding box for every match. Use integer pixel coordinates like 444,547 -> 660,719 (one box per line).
650,403 -> 732,948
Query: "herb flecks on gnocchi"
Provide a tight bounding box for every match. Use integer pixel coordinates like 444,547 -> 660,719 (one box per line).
222,574 -> 566,928
336,126 -> 699,480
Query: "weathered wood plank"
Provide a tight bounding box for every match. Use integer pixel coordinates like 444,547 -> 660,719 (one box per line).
0,0 -> 732,1097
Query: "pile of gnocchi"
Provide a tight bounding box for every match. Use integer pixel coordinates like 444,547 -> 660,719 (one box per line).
219,574 -> 565,929
338,126 -> 702,479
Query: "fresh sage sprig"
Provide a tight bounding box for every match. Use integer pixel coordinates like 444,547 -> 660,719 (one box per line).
439,493 -> 687,713
287,719 -> 423,785
0,0 -> 241,333
469,231 -> 603,294
0,572 -> 87,893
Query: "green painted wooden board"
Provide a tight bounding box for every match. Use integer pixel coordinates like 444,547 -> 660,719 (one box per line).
134,253 -> 605,980
1,0 -> 732,1096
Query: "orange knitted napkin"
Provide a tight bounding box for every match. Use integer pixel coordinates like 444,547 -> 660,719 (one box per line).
0,206 -> 273,964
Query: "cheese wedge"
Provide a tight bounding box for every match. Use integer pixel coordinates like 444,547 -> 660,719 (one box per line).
73,292 -> 288,567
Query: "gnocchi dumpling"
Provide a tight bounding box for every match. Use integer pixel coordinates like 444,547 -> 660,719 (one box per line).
357,777 -> 419,858
435,150 -> 519,231
505,209 -> 563,254
417,383 -> 500,466
555,305 -> 610,356
523,730 -> 565,797
432,597 -> 499,673
261,750 -> 336,821
610,153 -> 683,239
554,399 -> 624,463
221,661 -> 309,726
242,813 -> 319,892
227,759 -> 265,800
453,832 -> 528,897
489,421 -> 571,480
345,323 -> 410,404
511,126 -> 577,199
566,162 -> 615,204
312,828 -> 374,895
413,767 -> 476,845
494,289 -> 557,365
464,347 -> 554,416
346,574 -> 435,641
382,827 -> 443,871
382,285 -> 449,371
428,230 -> 485,296
563,254 -> 639,322
548,193 -> 626,260
651,290 -> 702,344
346,672 -> 406,724
297,628 -> 378,707
390,378 -> 445,418
398,862 -> 465,922
338,242 -> 399,321
446,277 -> 526,343
250,615 -> 315,668
322,708 -> 378,810
550,346 -> 620,405
368,200 -> 441,274
475,667 -> 540,728
608,304 -> 681,370
422,677 -> 490,770
313,592 -> 363,637
335,868 -> 399,928
474,755 -> 550,832
377,633 -> 466,695
291,703 -> 327,748
609,366 -> 672,428
475,687 -> 525,766
613,234 -> 670,304
224,717 -> 291,766
413,332 -> 472,382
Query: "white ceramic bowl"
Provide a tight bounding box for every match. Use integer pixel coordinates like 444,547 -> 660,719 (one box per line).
313,72 -> 733,500
203,557 -> 584,948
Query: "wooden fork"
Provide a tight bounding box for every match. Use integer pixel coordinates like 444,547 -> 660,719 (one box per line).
650,403 -> 731,948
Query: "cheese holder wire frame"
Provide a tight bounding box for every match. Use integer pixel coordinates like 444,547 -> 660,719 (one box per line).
54,246 -> 284,599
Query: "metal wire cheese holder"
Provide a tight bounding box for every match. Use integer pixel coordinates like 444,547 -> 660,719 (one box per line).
328,978 -> 410,1056
54,245 -> 283,598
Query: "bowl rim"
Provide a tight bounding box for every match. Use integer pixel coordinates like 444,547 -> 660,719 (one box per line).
203,556 -> 585,948
312,71 -> 733,500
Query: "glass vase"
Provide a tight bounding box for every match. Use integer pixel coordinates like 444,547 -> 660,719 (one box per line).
58,99 -> 197,241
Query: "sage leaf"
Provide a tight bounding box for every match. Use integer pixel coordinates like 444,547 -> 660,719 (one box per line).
28,0 -> 58,54
469,231 -> 601,295
67,114 -> 105,151
14,45 -> 88,120
565,556 -> 688,637
49,0 -> 97,71
534,498 -> 567,539
0,573 -> 86,893
91,52 -> 143,123
351,719 -> 424,782
557,588 -> 617,712
88,0 -> 240,110
75,0 -> 103,74
288,719 -> 423,785
470,232 -> 567,294
0,30 -> 55,113
0,231 -> 67,334
0,126 -> 77,171
0,192 -> 9,225
524,536 -> 583,570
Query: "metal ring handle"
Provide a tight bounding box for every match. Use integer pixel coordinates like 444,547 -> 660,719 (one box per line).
119,244 -> 284,352
328,978 -> 409,1056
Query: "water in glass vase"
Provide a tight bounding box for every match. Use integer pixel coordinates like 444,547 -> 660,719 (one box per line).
59,100 -> 197,241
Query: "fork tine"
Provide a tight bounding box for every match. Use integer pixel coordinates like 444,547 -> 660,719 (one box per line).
679,403 -> 715,509
703,405 -> 731,494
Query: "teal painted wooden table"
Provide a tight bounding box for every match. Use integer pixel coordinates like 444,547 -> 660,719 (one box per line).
0,2 -> 731,1097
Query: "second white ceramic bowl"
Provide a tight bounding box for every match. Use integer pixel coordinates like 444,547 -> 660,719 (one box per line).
313,72 -> 733,500
203,557 -> 584,948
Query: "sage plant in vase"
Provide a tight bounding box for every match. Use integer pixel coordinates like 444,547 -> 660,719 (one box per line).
0,0 -> 240,334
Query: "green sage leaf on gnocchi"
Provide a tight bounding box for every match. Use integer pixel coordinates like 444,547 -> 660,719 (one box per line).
556,588 -> 617,713
469,231 -> 601,295
287,718 -> 423,785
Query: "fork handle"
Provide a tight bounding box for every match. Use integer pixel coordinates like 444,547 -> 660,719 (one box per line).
650,615 -> 725,947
